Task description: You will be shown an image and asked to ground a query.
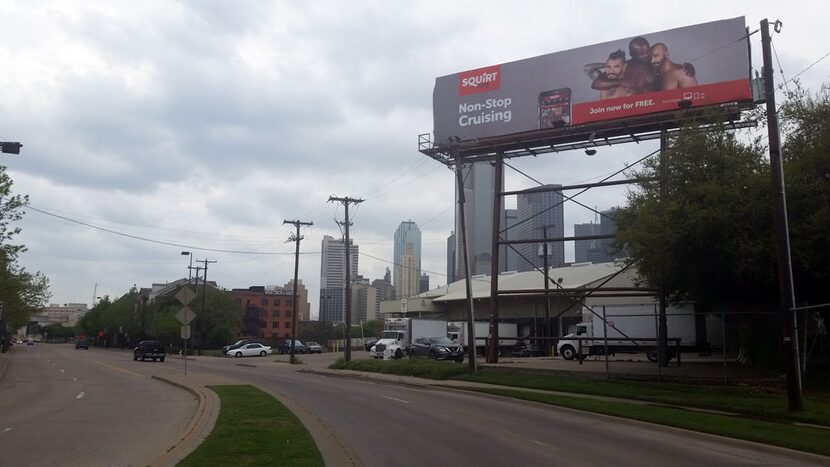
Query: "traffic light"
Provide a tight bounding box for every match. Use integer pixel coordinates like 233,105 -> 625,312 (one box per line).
0,142 -> 22,154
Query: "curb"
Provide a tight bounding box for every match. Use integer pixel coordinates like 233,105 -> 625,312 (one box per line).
149,375 -> 219,467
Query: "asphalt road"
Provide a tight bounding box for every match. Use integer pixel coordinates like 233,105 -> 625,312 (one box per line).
2,347 -> 825,466
0,344 -> 196,467
181,352 -> 826,467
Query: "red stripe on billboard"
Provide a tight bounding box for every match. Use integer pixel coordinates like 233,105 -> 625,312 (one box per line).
458,65 -> 501,96
572,79 -> 752,125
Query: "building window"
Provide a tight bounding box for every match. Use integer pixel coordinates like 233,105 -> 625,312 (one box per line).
284,321 -> 291,328
287,299 -> 293,307
261,298 -> 268,306
274,299 -> 280,306
273,310 -> 280,318
261,321 -> 267,328
233,298 -> 241,305
260,310 -> 267,318
272,321 -> 279,328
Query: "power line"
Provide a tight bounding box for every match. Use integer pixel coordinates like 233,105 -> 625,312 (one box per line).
26,205 -> 318,256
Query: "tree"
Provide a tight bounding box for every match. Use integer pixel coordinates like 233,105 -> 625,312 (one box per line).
0,165 -> 51,350
780,85 -> 830,319
615,118 -> 774,306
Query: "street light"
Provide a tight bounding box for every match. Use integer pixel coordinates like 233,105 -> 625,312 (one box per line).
0,142 -> 22,154
181,251 -> 193,284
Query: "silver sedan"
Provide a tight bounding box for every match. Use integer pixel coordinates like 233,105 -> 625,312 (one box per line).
226,343 -> 272,358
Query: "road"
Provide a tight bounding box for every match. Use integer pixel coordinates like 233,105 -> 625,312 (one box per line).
1,346 -> 826,466
0,344 -> 196,467
177,352 -> 828,467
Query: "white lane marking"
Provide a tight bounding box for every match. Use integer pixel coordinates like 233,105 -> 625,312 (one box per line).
76,392 -> 85,399
73,378 -> 77,381
60,369 -> 65,373
3,428 -> 10,433
381,395 -> 410,404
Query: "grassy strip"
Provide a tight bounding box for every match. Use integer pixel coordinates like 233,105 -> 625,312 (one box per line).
177,385 -> 323,467
458,368 -> 830,426
330,357 -> 469,380
454,387 -> 830,458
328,359 -> 830,426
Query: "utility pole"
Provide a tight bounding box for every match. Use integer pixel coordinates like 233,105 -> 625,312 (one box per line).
761,18 -> 802,410
284,219 -> 313,361
542,224 -> 552,357
328,195 -> 364,362
488,153 -> 503,363
196,259 -> 216,356
452,147 -> 477,374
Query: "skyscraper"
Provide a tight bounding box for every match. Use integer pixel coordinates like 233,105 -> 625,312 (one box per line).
319,235 -> 359,322
574,222 -> 602,263
446,231 -> 456,284
399,244 -> 420,299
504,208 -> 519,272
393,221 -> 421,299
454,161 -> 506,280
516,184 -> 565,272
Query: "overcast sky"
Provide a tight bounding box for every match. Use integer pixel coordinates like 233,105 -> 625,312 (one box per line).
3,1 -> 828,318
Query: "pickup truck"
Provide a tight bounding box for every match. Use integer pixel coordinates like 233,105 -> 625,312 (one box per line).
133,340 -> 166,362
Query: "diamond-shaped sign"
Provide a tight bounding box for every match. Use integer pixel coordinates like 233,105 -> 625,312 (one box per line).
176,306 -> 196,325
176,287 -> 196,306
180,325 -> 191,340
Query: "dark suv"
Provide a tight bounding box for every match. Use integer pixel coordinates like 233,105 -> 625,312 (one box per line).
133,340 -> 166,362
278,340 -> 308,354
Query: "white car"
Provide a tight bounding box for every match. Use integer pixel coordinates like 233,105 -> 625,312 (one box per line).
305,342 -> 323,353
227,343 -> 272,358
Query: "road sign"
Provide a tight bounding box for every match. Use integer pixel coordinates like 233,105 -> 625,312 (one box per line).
175,287 -> 196,306
180,325 -> 191,339
176,306 -> 196,325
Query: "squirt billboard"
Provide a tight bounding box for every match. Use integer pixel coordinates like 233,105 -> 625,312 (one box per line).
432,17 -> 752,143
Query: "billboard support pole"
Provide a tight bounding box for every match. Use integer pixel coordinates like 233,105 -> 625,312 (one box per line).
760,18 -> 802,411
454,146 -> 477,374
658,128 -> 669,368
488,152 -> 503,363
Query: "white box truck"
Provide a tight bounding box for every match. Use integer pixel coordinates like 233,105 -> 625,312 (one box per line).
556,304 -> 697,362
448,321 -> 518,356
371,318 -> 447,360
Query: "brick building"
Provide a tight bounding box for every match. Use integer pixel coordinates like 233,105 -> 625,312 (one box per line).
230,286 -> 297,339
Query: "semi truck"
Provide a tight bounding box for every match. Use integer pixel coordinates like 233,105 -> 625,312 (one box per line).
371,318 -> 447,360
448,321 -> 518,356
556,304 -> 697,362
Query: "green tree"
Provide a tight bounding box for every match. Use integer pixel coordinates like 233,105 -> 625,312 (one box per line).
0,165 -> 51,349
615,118 -> 773,306
780,85 -> 830,319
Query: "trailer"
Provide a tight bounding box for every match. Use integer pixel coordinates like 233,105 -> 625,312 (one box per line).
556,304 -> 698,362
448,321 -> 518,355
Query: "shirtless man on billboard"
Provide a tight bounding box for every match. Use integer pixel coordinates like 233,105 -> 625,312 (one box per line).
590,37 -> 657,95
588,36 -> 696,94
599,50 -> 634,100
650,42 -> 699,89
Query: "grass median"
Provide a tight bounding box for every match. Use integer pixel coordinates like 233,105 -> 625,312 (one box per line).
177,385 -> 323,467
330,358 -> 830,456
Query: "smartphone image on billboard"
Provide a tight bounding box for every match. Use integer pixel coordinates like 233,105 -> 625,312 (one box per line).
539,88 -> 572,129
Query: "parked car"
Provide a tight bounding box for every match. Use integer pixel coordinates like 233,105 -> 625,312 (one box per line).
278,340 -> 308,354
511,341 -> 544,357
227,343 -> 272,358
409,336 -> 464,362
305,341 -> 323,353
363,337 -> 379,352
74,338 -> 90,350
133,340 -> 166,362
221,339 -> 252,354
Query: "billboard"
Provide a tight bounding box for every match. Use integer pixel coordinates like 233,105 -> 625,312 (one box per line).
433,17 -> 752,143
